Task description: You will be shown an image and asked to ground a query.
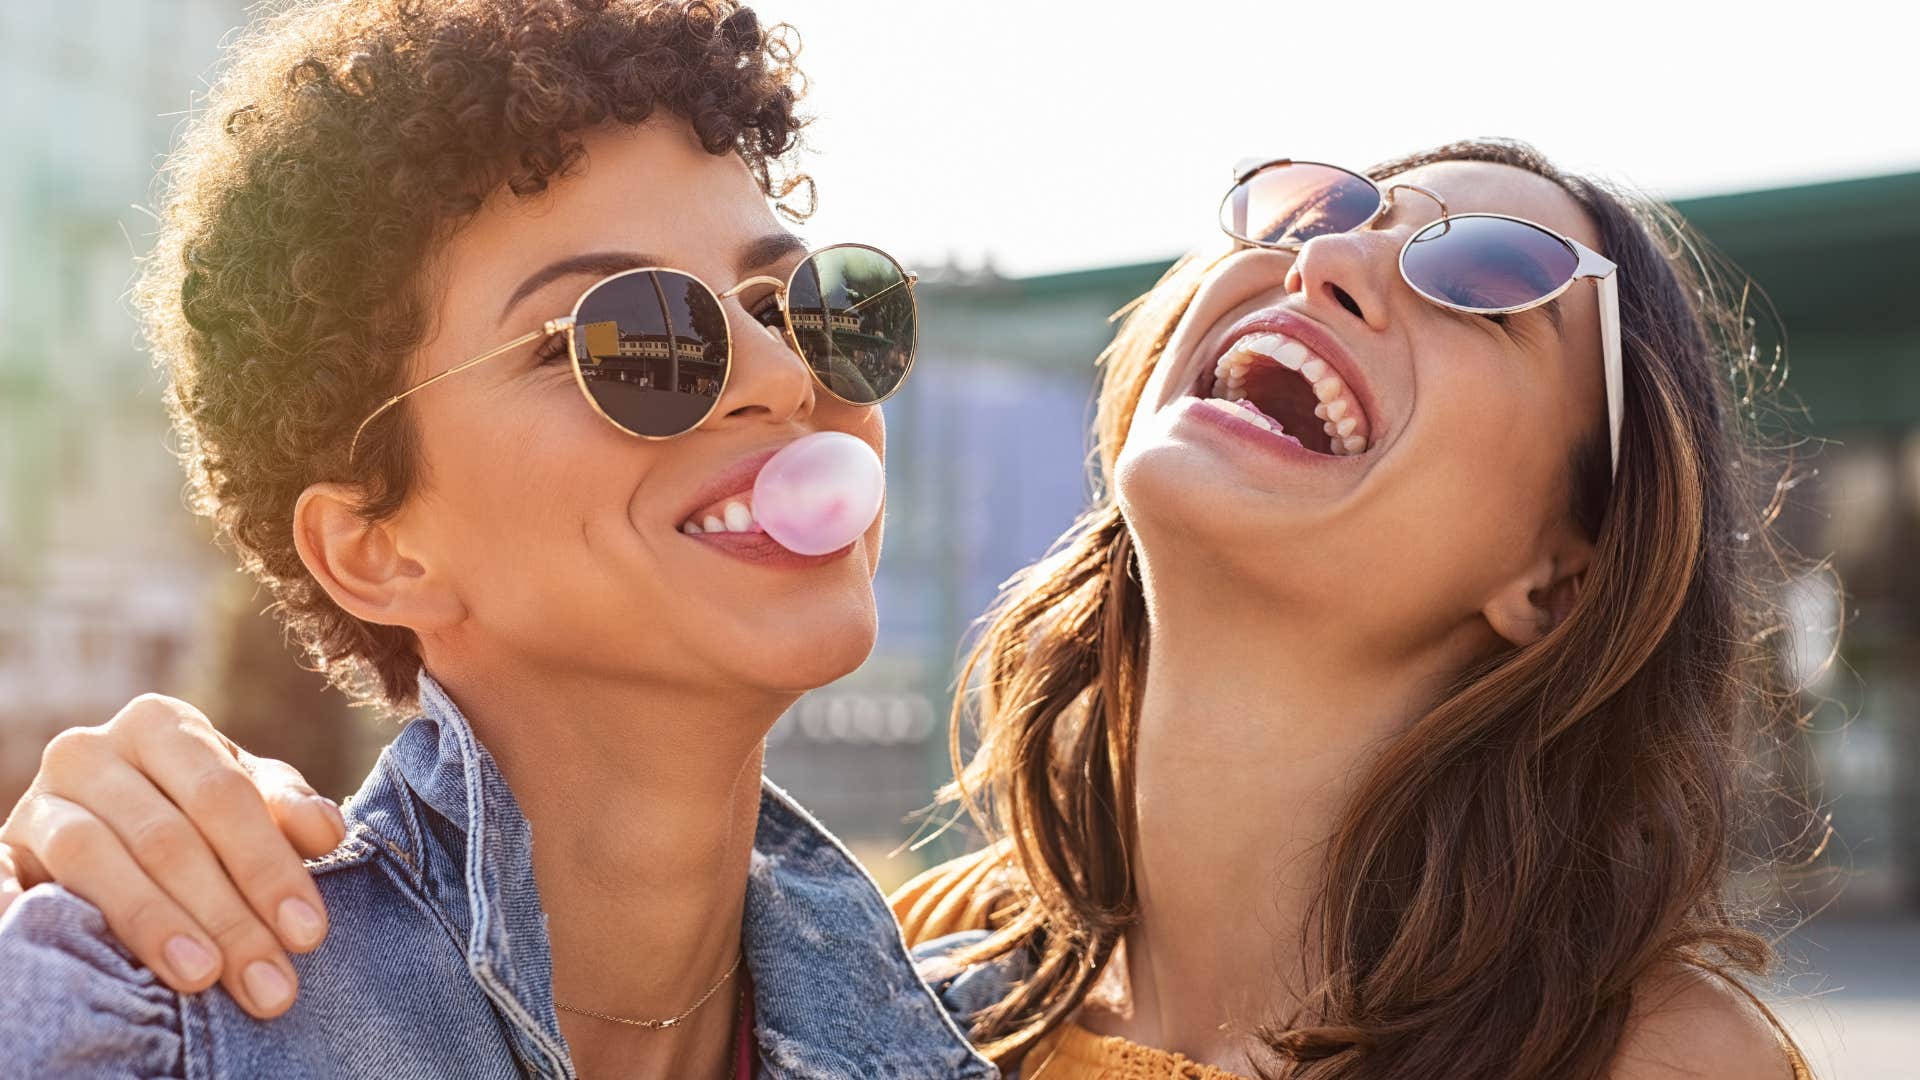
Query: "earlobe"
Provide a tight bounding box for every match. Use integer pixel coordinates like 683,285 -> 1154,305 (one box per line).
291,483 -> 464,632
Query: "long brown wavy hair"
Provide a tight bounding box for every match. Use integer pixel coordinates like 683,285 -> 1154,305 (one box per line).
941,139 -> 1818,1078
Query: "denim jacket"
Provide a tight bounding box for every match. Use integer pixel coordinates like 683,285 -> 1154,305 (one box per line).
0,673 -> 1000,1079
909,931 -> 1041,1080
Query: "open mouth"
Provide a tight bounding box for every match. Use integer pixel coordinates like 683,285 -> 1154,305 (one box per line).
1189,332 -> 1372,456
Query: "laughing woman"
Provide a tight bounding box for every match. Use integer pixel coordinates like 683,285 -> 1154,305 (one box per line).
0,23 -> 1811,1080
894,144 -> 1816,1079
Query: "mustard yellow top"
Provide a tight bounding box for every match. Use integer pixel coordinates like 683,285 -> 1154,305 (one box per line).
888,847 -> 1813,1080
891,845 -> 1256,1079
1020,1021 -> 1254,1079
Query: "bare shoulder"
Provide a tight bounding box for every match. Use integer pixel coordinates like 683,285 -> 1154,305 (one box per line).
1608,963 -> 1800,1080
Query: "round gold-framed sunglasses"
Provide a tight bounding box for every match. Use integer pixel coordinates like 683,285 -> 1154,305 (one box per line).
350,242 -> 918,462
1221,158 -> 1624,478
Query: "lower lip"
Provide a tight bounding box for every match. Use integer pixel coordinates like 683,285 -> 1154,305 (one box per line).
681,529 -> 857,569
1173,396 -> 1360,468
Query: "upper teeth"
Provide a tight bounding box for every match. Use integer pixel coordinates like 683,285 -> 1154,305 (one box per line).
1209,332 -> 1371,456
681,500 -> 759,535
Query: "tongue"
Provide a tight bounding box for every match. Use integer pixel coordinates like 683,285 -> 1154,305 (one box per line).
1232,397 -> 1304,449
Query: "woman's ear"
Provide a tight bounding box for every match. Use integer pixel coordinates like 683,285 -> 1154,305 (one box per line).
1481,536 -> 1593,648
291,483 -> 465,632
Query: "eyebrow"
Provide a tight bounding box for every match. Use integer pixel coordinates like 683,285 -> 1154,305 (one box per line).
497,232 -> 809,323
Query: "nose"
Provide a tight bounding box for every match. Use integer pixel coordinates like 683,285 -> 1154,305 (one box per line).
1282,230 -> 1396,333
703,299 -> 816,430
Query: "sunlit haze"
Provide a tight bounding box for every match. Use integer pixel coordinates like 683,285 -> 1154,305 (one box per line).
754,0 -> 1916,276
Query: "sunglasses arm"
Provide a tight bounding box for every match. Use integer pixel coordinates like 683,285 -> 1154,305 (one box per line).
1596,270 -> 1623,480
347,318 -> 573,462
1567,238 -> 1623,481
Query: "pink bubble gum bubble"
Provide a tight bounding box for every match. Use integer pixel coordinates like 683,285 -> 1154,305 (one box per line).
752,432 -> 885,556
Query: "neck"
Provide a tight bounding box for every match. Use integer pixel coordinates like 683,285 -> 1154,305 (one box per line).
1088,563 -> 1492,1073
426,653 -> 783,1079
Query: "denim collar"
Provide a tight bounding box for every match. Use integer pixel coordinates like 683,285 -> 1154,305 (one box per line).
367,672 -> 996,1079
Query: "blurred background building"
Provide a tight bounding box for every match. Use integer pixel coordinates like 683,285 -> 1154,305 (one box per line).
1,3 -> 1916,1075
0,3 -> 241,794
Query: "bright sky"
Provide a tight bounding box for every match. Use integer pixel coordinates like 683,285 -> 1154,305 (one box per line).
751,0 -> 1918,277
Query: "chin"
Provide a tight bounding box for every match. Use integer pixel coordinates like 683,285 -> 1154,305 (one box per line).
717,594 -> 879,696
1116,434 -> 1347,602
741,634 -> 876,697
1117,433 -> 1260,543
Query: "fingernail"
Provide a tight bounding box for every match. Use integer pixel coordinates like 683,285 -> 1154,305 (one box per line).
164,935 -> 217,983
311,796 -> 346,836
243,960 -> 293,1012
278,898 -> 325,949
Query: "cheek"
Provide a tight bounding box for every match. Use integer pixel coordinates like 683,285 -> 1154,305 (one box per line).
1115,355 -> 1187,472
845,402 -> 885,461
414,376 -> 648,544
1414,335 -> 1564,476
811,398 -> 887,564
1392,383 -> 1568,557
1357,356 -> 1570,551
1134,342 -> 1188,418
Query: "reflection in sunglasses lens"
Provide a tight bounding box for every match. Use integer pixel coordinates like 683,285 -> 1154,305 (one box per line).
571,269 -> 730,437
1402,216 -> 1579,312
1223,162 -> 1383,247
784,246 -> 917,405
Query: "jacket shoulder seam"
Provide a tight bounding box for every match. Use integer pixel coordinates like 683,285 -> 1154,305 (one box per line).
299,826 -> 379,877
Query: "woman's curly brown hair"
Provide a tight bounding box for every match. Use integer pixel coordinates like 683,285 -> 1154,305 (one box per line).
135,0 -> 811,709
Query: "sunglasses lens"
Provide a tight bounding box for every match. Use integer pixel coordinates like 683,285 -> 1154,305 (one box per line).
1221,162 -> 1382,247
784,245 -> 917,405
570,269 -> 730,437
1401,215 -> 1579,312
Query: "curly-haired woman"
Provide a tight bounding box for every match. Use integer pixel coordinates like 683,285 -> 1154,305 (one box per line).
0,7 -> 1817,1080
0,1 -> 990,1077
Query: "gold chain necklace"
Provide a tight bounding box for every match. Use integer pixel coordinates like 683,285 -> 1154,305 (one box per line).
554,951 -> 744,1030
